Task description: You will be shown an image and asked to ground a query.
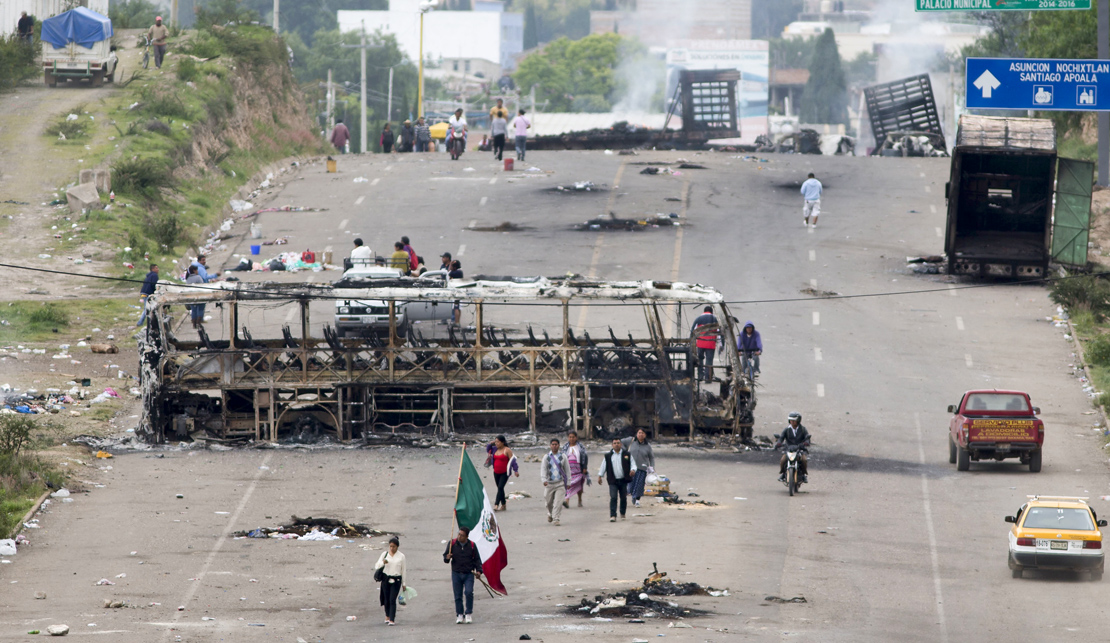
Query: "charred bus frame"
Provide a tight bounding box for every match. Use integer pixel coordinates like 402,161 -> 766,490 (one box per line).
137,277 -> 755,443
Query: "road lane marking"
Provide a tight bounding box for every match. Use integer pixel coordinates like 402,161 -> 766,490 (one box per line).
947,284 -> 957,297
160,453 -> 274,642
814,347 -> 823,361
812,312 -> 820,325
965,354 -> 973,368
457,244 -> 466,257
468,220 -> 477,229
354,196 -> 365,206
809,250 -> 816,262
489,177 -> 497,185
914,412 -> 949,643
935,227 -> 942,237
807,226 -> 814,235
924,185 -> 932,193
480,196 -> 488,206
371,178 -> 380,186
338,218 -> 349,230
384,165 -> 392,171
667,181 -> 689,335
816,383 -> 825,397
955,316 -> 965,331
576,233 -> 606,330
810,278 -> 817,287
930,205 -> 937,214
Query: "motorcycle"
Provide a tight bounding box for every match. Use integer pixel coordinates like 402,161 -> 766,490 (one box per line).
775,435 -> 808,496
449,127 -> 466,160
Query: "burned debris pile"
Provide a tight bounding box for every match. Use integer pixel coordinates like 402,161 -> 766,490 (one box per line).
568,565 -> 723,619
573,214 -> 682,231
232,515 -> 387,540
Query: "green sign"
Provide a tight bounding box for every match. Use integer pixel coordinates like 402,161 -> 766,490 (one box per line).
916,0 -> 1090,10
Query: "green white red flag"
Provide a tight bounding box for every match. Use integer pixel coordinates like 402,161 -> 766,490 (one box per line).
454,449 -> 508,595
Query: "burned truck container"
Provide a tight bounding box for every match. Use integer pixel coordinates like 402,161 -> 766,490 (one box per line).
945,115 -> 1093,278
137,277 -> 755,444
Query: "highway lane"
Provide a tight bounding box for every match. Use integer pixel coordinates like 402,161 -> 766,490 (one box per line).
202,149 -> 1109,640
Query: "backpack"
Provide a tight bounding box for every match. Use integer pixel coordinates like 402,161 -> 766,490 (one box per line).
301,250 -> 315,264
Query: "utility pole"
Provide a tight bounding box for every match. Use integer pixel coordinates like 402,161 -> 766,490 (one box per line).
418,10 -> 426,118
1100,0 -> 1108,186
171,0 -> 178,26
387,67 -> 394,124
361,31 -> 368,154
273,0 -> 280,34
327,69 -> 335,136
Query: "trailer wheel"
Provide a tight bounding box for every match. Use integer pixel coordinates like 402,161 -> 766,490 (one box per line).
956,446 -> 970,471
1028,449 -> 1042,473
44,71 -> 56,87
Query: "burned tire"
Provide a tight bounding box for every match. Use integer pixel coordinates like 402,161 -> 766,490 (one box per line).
956,446 -> 970,471
1029,449 -> 1042,473
948,435 -> 957,464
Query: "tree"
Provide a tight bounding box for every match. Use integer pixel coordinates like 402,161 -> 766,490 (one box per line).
523,2 -> 539,50
752,0 -> 803,40
514,33 -> 627,111
770,36 -> 815,70
800,28 -> 847,125
1022,9 -> 1097,59
109,0 -> 159,29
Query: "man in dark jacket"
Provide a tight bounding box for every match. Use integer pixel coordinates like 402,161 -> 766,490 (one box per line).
17,12 -> 33,44
399,120 -> 415,152
597,437 -> 632,522
443,527 -> 483,624
136,264 -> 159,326
737,320 -> 762,377
776,413 -> 810,482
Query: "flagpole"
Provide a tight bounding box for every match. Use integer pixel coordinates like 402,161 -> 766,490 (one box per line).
451,442 -> 466,539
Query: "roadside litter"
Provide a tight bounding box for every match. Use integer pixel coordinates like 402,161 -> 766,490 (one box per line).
764,595 -> 807,604
232,516 -> 387,540
573,214 -> 682,231
469,222 -> 530,232
568,564 -> 716,619
238,205 -> 329,220
554,182 -> 601,192
0,539 -> 17,556
639,167 -> 683,176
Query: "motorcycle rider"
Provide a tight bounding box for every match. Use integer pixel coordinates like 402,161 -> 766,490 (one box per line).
776,412 -> 810,483
448,108 -> 468,156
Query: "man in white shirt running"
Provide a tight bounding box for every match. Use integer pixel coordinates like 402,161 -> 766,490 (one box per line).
800,173 -> 823,228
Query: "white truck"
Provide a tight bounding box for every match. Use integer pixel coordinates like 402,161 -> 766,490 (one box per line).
333,264 -> 454,338
40,7 -> 118,87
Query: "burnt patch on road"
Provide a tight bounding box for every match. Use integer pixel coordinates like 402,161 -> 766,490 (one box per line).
549,182 -> 607,194
775,181 -> 833,191
573,215 -> 683,231
568,591 -> 710,619
468,222 -> 532,232
799,287 -> 840,297
232,515 -> 388,539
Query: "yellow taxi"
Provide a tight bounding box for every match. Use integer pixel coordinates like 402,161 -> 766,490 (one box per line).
1006,496 -> 1105,580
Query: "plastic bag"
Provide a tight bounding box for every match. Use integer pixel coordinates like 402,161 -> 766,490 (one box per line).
645,473 -> 659,485
398,585 -> 418,605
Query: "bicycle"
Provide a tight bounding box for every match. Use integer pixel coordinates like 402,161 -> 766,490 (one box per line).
141,36 -> 151,69
739,349 -> 759,380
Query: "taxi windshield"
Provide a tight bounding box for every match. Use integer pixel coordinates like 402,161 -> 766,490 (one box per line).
965,393 -> 1029,413
1022,507 -> 1094,531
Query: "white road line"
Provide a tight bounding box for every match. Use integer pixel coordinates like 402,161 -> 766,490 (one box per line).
468,219 -> 477,229
930,204 -> 937,214
489,177 -> 497,185
807,226 -> 814,235
284,307 -> 296,322
809,250 -> 816,262
814,347 -> 823,362
338,218 -> 349,230
955,316 -> 965,331
576,233 -> 606,330
371,178 -> 381,186
812,311 -> 820,326
920,172 -> 926,178
159,453 -> 274,642
810,278 -> 817,287
935,227 -> 942,237
384,165 -> 393,171
457,244 -> 466,257
947,284 -> 957,297
965,354 -> 973,368
924,185 -> 932,193
354,196 -> 365,206
914,412 -> 949,643
480,196 -> 488,206
816,383 -> 825,397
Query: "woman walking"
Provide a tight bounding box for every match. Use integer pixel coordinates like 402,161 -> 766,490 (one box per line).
374,536 -> 407,626
561,430 -> 589,508
485,435 -> 518,511
622,429 -> 655,508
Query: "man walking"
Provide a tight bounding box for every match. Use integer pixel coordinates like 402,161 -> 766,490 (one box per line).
147,16 -> 169,69
136,264 -> 159,326
511,109 -> 531,161
541,438 -> 569,526
490,109 -> 507,161
622,429 -> 655,508
414,117 -> 432,153
801,172 -> 822,228
399,119 -> 415,152
330,119 -> 350,153
17,12 -> 33,44
598,437 -> 631,522
691,305 -> 719,382
443,527 -> 483,624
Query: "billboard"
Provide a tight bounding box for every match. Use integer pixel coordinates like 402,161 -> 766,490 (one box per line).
665,39 -> 769,144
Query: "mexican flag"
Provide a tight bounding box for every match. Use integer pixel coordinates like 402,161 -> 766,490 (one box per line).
454,449 -> 508,595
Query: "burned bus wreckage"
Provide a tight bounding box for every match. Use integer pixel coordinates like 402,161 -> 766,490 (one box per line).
137,276 -> 756,444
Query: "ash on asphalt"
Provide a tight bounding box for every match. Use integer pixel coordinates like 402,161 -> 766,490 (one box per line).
568,590 -> 711,619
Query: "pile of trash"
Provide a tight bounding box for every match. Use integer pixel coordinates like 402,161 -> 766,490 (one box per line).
1,385 -> 126,415
232,516 -> 386,540
227,250 -> 334,274
642,578 -> 728,598
569,565 -> 719,619
660,494 -> 719,507
573,214 -> 682,231
554,181 -> 601,192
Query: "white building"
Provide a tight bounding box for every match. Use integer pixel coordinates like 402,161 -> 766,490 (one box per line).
1,0 -> 108,35
337,0 -> 523,73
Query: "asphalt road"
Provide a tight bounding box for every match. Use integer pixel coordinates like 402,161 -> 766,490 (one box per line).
3,148 -> 1108,641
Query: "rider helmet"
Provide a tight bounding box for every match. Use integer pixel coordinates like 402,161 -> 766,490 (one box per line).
787,412 -> 802,424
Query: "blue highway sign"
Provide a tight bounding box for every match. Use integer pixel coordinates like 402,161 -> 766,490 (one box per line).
966,57 -> 1110,111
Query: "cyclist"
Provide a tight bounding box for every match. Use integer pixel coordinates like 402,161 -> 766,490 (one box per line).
737,320 -> 762,378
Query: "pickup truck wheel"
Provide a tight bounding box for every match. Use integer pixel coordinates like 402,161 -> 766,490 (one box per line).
948,435 -> 957,464
1028,450 -> 1042,473
956,446 -> 970,471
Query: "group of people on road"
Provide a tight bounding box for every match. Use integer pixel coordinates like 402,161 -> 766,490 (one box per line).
691,306 -> 763,383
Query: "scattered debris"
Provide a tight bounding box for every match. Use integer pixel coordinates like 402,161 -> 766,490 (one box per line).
573,214 -> 682,231
46,624 -> 69,636
677,163 -> 707,170
764,595 -> 807,604
554,181 -> 602,193
642,578 -> 727,597
103,599 -> 126,609
232,515 -> 387,540
799,287 -> 840,298
469,221 -> 530,232
660,495 -> 718,506
906,255 -> 944,264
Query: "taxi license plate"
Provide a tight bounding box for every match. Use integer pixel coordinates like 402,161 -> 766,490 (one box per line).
1050,541 -> 1069,551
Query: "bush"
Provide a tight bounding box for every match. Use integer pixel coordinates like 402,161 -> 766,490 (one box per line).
139,86 -> 192,120
176,57 -> 199,82
112,157 -> 175,200
109,0 -> 158,29
45,115 -> 90,140
1086,334 -> 1110,367
27,303 -> 69,327
0,34 -> 37,92
179,31 -> 223,59
144,118 -> 171,135
145,211 -> 182,249
1051,275 -> 1110,320
0,416 -> 34,456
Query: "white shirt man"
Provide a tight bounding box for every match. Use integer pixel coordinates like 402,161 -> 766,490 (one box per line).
800,173 -> 823,228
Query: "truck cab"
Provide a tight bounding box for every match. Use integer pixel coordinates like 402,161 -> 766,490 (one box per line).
948,389 -> 1044,472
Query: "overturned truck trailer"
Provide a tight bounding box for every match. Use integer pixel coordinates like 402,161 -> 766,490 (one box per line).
137,277 -> 755,443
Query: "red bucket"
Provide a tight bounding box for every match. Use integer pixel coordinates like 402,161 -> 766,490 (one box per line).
503,158 -> 514,171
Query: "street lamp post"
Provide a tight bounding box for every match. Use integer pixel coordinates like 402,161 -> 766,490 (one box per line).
418,1 -> 436,119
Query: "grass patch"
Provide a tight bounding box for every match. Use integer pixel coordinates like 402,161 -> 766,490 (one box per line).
0,298 -> 136,342
44,110 -> 93,141
1059,134 -> 1097,163
0,416 -> 65,538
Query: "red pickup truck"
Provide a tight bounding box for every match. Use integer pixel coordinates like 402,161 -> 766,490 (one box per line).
948,389 -> 1044,472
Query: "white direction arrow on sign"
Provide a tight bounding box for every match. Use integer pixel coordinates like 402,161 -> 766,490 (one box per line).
973,70 -> 1001,99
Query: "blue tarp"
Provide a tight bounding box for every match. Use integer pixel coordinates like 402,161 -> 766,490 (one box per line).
40,7 -> 113,50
